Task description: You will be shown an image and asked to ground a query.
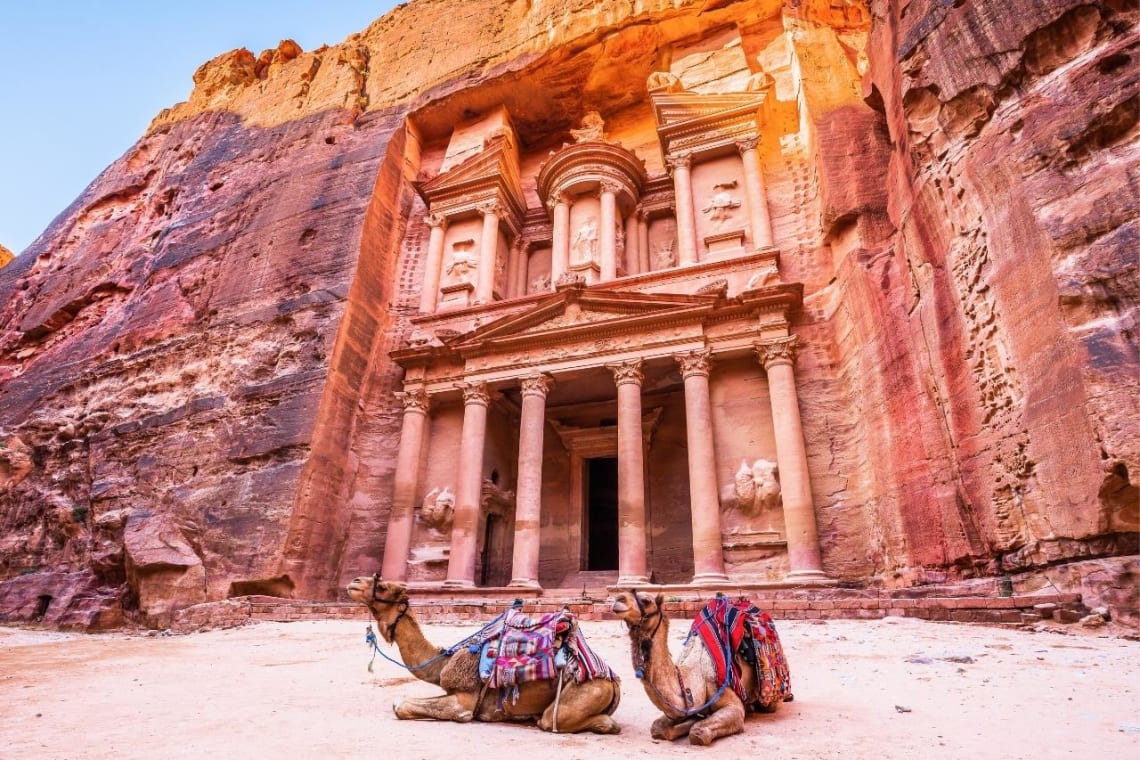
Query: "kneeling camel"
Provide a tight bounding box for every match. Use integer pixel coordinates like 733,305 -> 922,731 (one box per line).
611,590 -> 792,745
347,575 -> 621,734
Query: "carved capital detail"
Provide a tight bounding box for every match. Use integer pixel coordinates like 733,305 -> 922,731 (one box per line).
519,373 -> 553,398
606,359 -> 644,387
546,191 -> 570,212
735,136 -> 760,154
396,387 -> 430,414
674,348 -> 713,379
424,213 -> 449,230
477,200 -> 504,218
755,336 -> 799,369
665,152 -> 693,173
459,381 -> 491,407
599,179 -> 623,196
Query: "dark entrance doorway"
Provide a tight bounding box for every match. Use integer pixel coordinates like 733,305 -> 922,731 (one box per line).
585,456 -> 619,570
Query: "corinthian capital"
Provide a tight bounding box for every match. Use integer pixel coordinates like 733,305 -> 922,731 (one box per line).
396,387 -> 430,414
755,336 -> 798,369
477,200 -> 504,218
606,359 -> 644,387
735,136 -> 760,154
458,381 -> 491,406
599,179 -> 623,196
519,373 -> 553,398
674,348 -> 712,379
665,152 -> 692,173
424,213 -> 449,229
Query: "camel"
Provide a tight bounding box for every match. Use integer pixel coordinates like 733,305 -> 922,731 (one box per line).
346,575 -> 621,734
611,590 -> 791,746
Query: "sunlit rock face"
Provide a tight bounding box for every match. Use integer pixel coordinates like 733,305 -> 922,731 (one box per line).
0,0 -> 1134,629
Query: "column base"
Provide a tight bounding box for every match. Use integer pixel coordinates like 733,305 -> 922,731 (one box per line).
616,575 -> 651,586
508,579 -> 542,590
783,569 -> 832,584
690,572 -> 730,586
441,579 -> 476,590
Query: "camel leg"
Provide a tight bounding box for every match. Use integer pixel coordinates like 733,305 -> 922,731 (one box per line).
651,715 -> 697,741
537,680 -> 621,735
394,691 -> 478,723
688,701 -> 745,746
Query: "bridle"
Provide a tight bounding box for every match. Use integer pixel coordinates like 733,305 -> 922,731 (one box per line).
371,572 -> 410,641
627,590 -> 665,677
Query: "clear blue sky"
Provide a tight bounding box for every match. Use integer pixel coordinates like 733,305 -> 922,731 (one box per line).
0,2 -> 401,255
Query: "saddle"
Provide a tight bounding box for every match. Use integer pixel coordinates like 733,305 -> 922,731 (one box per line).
687,596 -> 793,709
470,607 -> 617,697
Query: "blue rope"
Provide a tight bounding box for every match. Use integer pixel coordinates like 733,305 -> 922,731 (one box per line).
363,608 -> 517,673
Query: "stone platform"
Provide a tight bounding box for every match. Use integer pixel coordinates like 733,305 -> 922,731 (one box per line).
220,582 -> 1087,631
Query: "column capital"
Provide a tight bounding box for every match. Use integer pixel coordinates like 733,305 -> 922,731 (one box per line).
665,152 -> 693,173
755,335 -> 799,369
599,179 -> 623,196
424,212 -> 449,230
635,204 -> 648,222
606,359 -> 644,386
735,135 -> 760,153
477,200 -> 504,218
546,190 -> 571,211
458,380 -> 491,407
674,348 -> 713,379
395,387 -> 430,414
519,373 -> 553,398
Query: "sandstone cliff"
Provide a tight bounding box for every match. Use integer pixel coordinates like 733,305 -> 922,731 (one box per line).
0,0 -> 1134,629
0,244 -> 12,268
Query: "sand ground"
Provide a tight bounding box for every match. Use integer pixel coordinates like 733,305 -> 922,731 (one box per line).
2,616 -> 1137,759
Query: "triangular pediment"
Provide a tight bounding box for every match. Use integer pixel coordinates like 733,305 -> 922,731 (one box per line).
651,91 -> 765,130
453,285 -> 718,349
415,136 -> 525,220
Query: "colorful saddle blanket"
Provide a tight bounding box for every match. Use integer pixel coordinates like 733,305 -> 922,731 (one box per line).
472,608 -> 617,693
687,596 -> 792,709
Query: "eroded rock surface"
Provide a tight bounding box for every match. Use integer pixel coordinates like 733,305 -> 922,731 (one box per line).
0,0 -> 1134,629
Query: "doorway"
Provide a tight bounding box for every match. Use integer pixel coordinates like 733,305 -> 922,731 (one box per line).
585,456 -> 619,570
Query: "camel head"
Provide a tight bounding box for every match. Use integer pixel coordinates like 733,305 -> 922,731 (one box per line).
346,574 -> 411,642
610,589 -> 665,629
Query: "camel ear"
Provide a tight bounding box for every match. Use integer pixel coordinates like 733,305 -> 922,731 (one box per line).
655,593 -> 665,610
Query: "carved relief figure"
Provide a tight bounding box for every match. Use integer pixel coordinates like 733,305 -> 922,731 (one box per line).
445,240 -> 479,285
530,273 -> 552,292
702,180 -> 741,225
646,71 -> 684,93
721,459 -> 780,516
570,110 -> 605,143
652,238 -> 676,269
419,486 -> 455,531
572,217 -> 599,263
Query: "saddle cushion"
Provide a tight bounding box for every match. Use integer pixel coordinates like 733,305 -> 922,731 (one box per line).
688,597 -> 792,709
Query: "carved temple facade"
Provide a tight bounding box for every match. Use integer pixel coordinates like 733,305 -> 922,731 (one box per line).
378,35 -> 835,591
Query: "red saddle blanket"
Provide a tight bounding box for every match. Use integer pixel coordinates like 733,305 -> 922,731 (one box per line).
475,608 -> 617,691
687,596 -> 793,709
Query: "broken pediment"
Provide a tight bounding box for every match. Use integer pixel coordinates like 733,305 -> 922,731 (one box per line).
415,131 -> 526,224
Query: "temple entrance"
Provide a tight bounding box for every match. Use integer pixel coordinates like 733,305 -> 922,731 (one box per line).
584,456 -> 619,570
479,513 -> 511,586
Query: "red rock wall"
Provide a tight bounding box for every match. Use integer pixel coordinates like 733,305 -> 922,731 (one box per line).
0,0 -> 1135,628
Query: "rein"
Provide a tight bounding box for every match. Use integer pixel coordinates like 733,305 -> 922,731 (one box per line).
628,592 -> 734,720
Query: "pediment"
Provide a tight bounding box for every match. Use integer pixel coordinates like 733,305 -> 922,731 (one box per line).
415,136 -> 525,218
650,91 -> 765,130
453,285 -> 718,348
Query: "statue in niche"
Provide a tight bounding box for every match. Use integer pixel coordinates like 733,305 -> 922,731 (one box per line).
569,110 -> 605,143
721,459 -> 781,517
702,180 -> 742,225
445,239 -> 479,285
572,217 -> 599,263
652,238 -> 676,270
615,222 -> 625,259
419,486 -> 455,531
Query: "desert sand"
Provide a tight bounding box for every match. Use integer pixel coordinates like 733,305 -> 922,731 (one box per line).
2,616 -> 1137,759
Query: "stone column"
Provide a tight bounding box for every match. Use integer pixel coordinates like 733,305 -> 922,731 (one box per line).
675,349 -> 728,584
444,381 -> 491,588
737,137 -> 774,249
755,337 -> 828,581
607,359 -> 649,585
380,387 -> 431,581
599,181 -> 619,281
509,373 -> 552,588
666,152 -> 698,266
637,207 -> 650,275
476,202 -> 501,303
549,192 -> 570,285
514,240 -> 530,298
419,214 -> 448,313
624,211 -> 639,276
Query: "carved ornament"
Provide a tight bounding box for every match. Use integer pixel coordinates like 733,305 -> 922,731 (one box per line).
606,359 -> 644,386
735,136 -> 760,153
674,348 -> 712,379
396,387 -> 430,414
477,200 -> 505,218
459,381 -> 491,406
599,179 -> 623,196
755,336 -> 798,369
519,373 -> 553,398
665,152 -> 693,172
569,110 -> 606,143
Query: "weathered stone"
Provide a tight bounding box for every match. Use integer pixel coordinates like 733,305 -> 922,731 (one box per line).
0,0 -> 1134,629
